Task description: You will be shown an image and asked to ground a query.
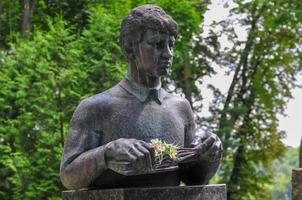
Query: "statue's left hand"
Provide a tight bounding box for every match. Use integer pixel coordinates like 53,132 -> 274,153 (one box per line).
177,132 -> 222,163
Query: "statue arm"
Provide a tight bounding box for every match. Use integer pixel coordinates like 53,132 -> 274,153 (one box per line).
179,124 -> 221,185
179,100 -> 222,185
60,98 -> 107,190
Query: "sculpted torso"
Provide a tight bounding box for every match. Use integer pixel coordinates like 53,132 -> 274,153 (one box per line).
94,88 -> 186,146
60,4 -> 222,190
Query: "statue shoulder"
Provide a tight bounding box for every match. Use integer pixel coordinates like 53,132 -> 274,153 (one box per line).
72,91 -> 113,120
162,90 -> 191,108
79,92 -> 110,110
162,90 -> 193,121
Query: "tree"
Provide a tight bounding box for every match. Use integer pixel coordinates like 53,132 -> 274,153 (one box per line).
154,0 -> 213,106
0,1 -> 21,48
0,18 -> 84,199
299,135 -> 302,168
272,147 -> 299,199
0,1 -> 217,198
203,0 -> 302,199
20,0 -> 38,38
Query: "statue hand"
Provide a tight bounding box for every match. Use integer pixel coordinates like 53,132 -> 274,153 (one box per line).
177,133 -> 222,163
104,138 -> 155,174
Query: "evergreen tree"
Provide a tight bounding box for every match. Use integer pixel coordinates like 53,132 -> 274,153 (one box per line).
0,1 -> 209,198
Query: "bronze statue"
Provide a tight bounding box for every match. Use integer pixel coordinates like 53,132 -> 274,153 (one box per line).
60,4 -> 222,190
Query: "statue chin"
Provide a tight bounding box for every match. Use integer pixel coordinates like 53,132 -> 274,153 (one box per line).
157,68 -> 170,76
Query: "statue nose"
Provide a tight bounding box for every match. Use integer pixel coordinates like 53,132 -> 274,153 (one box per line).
162,46 -> 172,59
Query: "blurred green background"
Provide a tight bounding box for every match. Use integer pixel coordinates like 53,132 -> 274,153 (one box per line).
0,0 -> 301,199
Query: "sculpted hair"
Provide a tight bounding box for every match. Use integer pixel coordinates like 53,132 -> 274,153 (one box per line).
120,4 -> 179,62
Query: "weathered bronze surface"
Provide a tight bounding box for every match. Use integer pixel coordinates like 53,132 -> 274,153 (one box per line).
60,4 -> 223,190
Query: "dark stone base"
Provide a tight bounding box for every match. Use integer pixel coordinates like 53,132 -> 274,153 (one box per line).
62,184 -> 226,200
292,168 -> 302,200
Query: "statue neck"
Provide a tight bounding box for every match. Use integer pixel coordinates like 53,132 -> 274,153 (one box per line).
127,65 -> 161,89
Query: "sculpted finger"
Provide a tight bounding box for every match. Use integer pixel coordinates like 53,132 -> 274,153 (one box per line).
129,145 -> 143,157
209,151 -> 223,163
177,147 -> 195,152
216,136 -> 223,151
191,130 -> 210,145
129,146 -> 145,168
155,160 -> 173,168
114,152 -> 137,162
201,135 -> 216,152
214,141 -> 222,153
213,135 -> 222,148
177,151 -> 195,158
205,142 -> 223,160
140,141 -> 154,150
161,156 -> 173,163
140,141 -> 155,166
214,143 -> 223,157
154,157 -> 173,168
136,144 -> 152,169
177,151 -> 196,159
125,151 -> 138,162
177,153 -> 196,163
206,141 -> 220,155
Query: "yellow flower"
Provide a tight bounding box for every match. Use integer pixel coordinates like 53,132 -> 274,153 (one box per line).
169,146 -> 177,159
151,138 -> 178,162
151,139 -> 162,156
163,142 -> 170,149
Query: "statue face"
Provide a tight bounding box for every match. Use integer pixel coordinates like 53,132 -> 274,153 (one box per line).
135,29 -> 175,77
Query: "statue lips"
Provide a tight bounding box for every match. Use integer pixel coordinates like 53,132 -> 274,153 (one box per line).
158,61 -> 171,74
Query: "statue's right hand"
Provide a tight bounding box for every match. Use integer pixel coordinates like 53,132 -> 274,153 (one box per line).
104,138 -> 155,174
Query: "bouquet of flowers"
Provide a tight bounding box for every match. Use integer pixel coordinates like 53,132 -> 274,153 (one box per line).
150,139 -> 178,169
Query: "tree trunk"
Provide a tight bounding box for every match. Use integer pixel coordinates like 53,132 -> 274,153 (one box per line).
20,0 -> 37,38
217,3 -> 267,149
57,87 -> 65,148
217,18 -> 256,149
183,60 -> 192,105
227,104 -> 253,200
225,65 -> 257,199
0,2 -> 2,37
0,2 -> 2,19
227,142 -> 245,200
299,135 -> 302,168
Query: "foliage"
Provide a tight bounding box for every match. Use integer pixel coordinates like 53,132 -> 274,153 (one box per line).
202,0 -> 302,199
272,147 -> 299,200
0,18 -> 83,200
0,1 -> 21,48
152,0 -> 214,105
1,0 -> 301,199
0,1 -> 208,199
0,4 -> 128,199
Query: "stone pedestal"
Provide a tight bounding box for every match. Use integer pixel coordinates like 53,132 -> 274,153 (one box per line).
292,168 -> 302,200
62,184 -> 226,200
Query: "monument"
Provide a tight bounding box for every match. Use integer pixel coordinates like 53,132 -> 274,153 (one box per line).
61,4 -> 226,200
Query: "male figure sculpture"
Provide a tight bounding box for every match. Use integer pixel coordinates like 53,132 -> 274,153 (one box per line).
60,5 -> 222,189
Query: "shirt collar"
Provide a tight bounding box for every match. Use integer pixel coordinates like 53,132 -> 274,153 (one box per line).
119,75 -> 164,104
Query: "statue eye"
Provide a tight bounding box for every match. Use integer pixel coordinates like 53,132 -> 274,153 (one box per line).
169,41 -> 174,48
156,42 -> 164,49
